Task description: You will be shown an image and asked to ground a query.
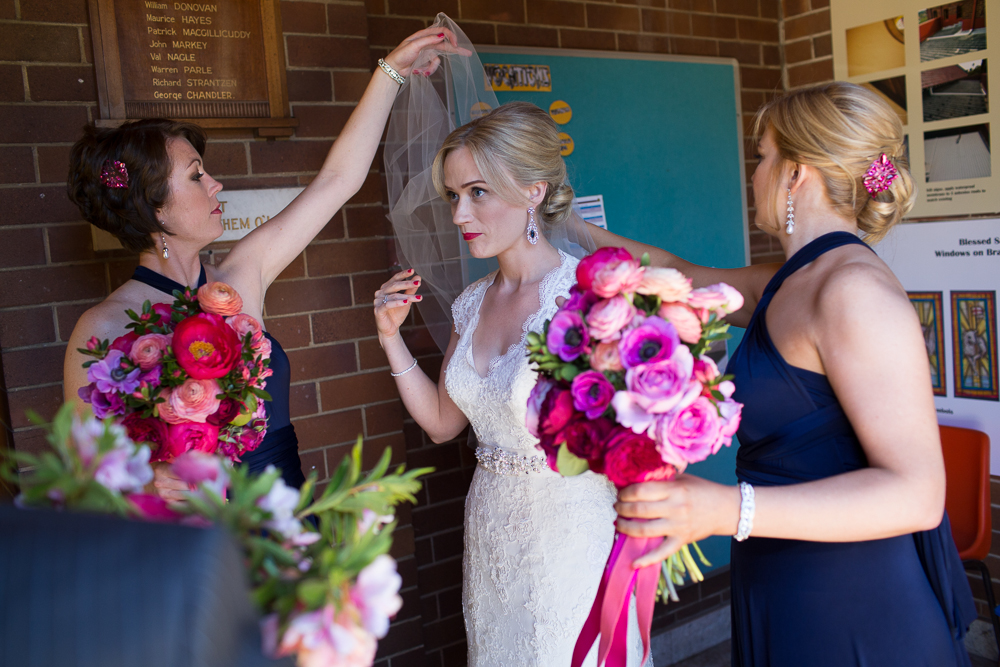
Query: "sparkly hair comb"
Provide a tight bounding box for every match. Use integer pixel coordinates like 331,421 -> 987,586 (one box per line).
863,153 -> 898,196
100,159 -> 129,189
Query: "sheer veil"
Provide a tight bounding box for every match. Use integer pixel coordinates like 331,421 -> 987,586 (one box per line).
384,13 -> 595,354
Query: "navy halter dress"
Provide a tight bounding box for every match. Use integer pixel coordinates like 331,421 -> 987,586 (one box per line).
131,266 -> 306,489
726,232 -> 975,667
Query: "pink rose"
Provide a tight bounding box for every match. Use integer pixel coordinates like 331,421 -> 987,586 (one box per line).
197,281 -> 243,316
602,427 -> 676,488
169,378 -> 222,423
714,399 -> 742,453
278,605 -> 377,667
637,267 -> 693,303
653,396 -> 721,471
586,295 -> 636,341
157,421 -> 220,461
128,333 -> 171,370
577,247 -> 644,299
687,283 -> 744,317
611,346 -> 700,433
255,334 -> 272,361
590,341 -> 624,372
693,355 -> 720,384
658,303 -> 703,344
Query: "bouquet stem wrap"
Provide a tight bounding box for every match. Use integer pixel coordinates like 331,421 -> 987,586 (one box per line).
572,532 -> 661,667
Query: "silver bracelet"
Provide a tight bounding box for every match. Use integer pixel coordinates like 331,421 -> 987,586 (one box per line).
734,481 -> 755,542
390,358 -> 418,377
377,58 -> 405,86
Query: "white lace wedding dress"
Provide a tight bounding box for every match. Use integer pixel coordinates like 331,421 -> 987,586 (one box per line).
445,251 -> 649,667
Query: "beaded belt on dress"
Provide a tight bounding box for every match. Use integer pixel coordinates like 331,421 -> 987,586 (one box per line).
475,446 -> 548,476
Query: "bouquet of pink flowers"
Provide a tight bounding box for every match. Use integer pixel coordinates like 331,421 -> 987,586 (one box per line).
77,282 -> 272,463
525,247 -> 744,667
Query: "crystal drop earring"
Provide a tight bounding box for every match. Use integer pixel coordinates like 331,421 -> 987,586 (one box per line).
161,232 -> 169,259
785,189 -> 795,235
526,207 -> 539,245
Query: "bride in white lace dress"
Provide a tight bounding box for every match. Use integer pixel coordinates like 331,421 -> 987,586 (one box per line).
374,102 -> 647,666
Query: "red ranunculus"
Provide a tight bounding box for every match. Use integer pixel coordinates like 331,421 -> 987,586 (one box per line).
155,421 -> 220,462
206,397 -> 240,426
559,418 -> 614,473
576,247 -> 643,299
121,412 -> 169,453
602,426 -> 676,488
538,385 -> 577,436
171,312 -> 241,380
109,331 -> 139,356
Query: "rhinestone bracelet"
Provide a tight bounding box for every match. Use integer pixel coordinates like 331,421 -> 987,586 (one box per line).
475,446 -> 548,476
377,58 -> 405,86
734,481 -> 755,542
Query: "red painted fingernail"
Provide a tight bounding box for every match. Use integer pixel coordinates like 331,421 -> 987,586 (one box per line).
403,299 -> 408,304
437,33 -> 445,37
407,268 -> 414,273
416,295 -> 423,300
413,280 -> 420,286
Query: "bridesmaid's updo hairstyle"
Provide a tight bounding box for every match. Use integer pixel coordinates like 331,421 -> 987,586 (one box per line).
751,82 -> 915,244
68,118 -> 207,253
431,101 -> 575,229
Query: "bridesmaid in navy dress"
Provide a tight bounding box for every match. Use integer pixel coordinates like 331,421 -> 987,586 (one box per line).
596,82 -> 976,665
62,27 -> 468,497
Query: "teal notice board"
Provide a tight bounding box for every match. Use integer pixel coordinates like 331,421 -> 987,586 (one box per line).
472,47 -> 750,572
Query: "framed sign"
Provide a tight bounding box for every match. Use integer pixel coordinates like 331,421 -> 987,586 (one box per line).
88,0 -> 297,137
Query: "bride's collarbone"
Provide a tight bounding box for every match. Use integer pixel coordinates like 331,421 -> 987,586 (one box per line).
471,283 -> 542,371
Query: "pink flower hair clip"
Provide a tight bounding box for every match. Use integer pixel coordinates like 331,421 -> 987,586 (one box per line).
863,153 -> 898,196
100,159 -> 129,189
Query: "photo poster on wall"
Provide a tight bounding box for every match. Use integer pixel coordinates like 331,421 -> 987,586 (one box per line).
830,0 -> 996,217
874,218 -> 1000,473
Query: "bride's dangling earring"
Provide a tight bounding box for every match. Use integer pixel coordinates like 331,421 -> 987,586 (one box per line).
785,189 -> 795,235
526,207 -> 538,245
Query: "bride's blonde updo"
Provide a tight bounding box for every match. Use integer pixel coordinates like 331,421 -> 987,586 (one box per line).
752,82 -> 916,244
431,101 -> 574,229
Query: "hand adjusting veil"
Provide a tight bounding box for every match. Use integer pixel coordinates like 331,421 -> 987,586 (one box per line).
384,13 -> 596,354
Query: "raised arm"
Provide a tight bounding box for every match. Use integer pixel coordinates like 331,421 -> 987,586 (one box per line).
585,222 -> 779,328
374,270 -> 469,443
221,28 -> 470,291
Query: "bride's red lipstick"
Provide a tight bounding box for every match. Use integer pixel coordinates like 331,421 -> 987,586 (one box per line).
463,232 -> 482,241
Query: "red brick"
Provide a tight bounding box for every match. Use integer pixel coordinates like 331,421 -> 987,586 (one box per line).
716,0 -> 759,16
0,227 -> 45,267
27,66 -> 97,103
782,0 -> 809,17
359,337 -> 390,370
617,32 -> 671,53
528,0 -> 587,27
312,306 -> 378,343
344,206 -> 390,239
462,0 -> 524,22
351,271 -> 392,307
293,409 -> 364,447
264,313 -> 311,349
57,302 -> 96,341
0,307 -> 55,349
315,210 -> 346,241
813,33 -> 832,58
0,1 -> 13,19
787,58 -> 833,88
668,0 -> 713,9
366,0 -> 385,14
286,35 -> 371,68
331,71 -> 370,103
286,343 -> 357,381
783,38 -> 812,64
299,447 -> 327,479
741,89 -> 767,113
0,146 -> 35,184
7,384 -> 63,428
327,3 -> 369,36
249,139 -> 333,174
783,10 -> 829,41
216,175 -> 301,191
741,65 -> 782,89
21,0 -> 88,23
202,142 -> 247,177
2,343 -> 66,388
361,431 -> 406,469
692,14 -> 736,38
673,36 -> 719,56
762,43 -> 780,65
458,21 -> 497,45
642,9 -> 691,34
264,276 -> 352,316
12,427 -> 49,457
366,400 -> 404,436
810,0 -> 828,8
559,28 -> 617,50
388,0 -> 458,15
366,16 -> 426,48
496,24 -> 560,48
0,263 -> 106,309
0,23 -> 81,62
319,371 -> 398,410
718,40 -> 761,65
291,104 -> 355,138
288,70 -> 333,102
0,65 -> 23,102
760,0 -> 778,18
280,1 -> 327,33
47,223 -> 101,263
289,381 -> 318,418
401,325 -> 440,357
0,106 -> 90,144
586,4 -> 641,31
736,17 -> 778,41
308,239 -> 390,276
36,145 -> 71,184
347,170 -> 386,206
275,252 -> 306,282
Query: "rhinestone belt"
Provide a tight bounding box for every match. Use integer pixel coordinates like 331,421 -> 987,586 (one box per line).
475,446 -> 549,476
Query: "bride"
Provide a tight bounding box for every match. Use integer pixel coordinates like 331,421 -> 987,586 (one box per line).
374,98 -> 647,666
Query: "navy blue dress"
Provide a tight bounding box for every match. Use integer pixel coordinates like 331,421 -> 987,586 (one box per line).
727,232 -> 975,666
131,266 -> 306,489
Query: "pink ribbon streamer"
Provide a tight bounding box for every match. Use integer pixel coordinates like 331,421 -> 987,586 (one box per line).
572,532 -> 664,667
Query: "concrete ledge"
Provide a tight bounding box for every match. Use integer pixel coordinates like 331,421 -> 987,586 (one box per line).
651,605 -> 731,666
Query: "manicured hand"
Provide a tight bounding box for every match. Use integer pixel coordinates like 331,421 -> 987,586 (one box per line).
383,26 -> 472,79
374,268 -> 423,340
151,461 -> 189,503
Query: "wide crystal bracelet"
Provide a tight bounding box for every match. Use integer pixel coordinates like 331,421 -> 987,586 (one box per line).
377,58 -> 405,86
734,481 -> 755,542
